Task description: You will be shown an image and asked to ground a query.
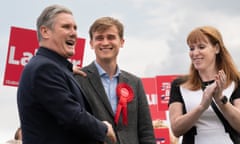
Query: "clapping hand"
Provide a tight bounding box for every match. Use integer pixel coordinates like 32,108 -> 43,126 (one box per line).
214,70 -> 226,100
201,82 -> 217,110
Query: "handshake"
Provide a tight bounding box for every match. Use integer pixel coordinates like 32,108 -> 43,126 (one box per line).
103,121 -> 117,143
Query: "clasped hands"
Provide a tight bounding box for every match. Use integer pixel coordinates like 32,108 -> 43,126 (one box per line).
201,70 -> 227,109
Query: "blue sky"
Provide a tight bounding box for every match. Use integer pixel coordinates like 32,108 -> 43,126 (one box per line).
1,0 -> 240,142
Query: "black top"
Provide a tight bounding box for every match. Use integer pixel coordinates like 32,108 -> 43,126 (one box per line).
169,78 -> 240,105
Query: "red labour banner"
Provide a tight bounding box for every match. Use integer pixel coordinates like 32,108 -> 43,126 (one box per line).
155,128 -> 170,144
156,75 -> 179,111
3,26 -> 85,87
141,77 -> 166,120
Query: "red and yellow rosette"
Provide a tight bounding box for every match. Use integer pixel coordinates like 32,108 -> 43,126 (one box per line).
114,83 -> 134,125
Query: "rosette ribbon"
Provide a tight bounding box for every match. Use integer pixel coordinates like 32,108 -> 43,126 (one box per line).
114,83 -> 134,125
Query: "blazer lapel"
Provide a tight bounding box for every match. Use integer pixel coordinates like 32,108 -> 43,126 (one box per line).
118,72 -> 129,84
87,63 -> 115,116
63,68 -> 84,93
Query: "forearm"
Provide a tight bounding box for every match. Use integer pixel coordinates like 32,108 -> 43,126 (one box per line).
170,103 -> 205,137
215,99 -> 240,133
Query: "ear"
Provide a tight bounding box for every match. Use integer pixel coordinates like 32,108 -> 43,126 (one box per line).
215,43 -> 220,54
89,40 -> 94,50
40,26 -> 50,39
120,39 -> 125,48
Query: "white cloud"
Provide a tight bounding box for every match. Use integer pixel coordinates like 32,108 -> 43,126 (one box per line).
1,0 -> 240,142
119,36 -> 170,77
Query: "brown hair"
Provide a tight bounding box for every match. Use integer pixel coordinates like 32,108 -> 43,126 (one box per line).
89,16 -> 124,40
184,26 -> 240,90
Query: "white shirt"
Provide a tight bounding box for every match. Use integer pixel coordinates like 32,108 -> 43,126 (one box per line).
180,82 -> 235,144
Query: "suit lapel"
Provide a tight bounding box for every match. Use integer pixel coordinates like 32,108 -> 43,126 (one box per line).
87,63 -> 115,116
118,71 -> 129,84
63,68 -> 84,93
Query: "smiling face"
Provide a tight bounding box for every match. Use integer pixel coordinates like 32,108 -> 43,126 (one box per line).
188,35 -> 219,73
40,12 -> 77,58
90,25 -> 124,64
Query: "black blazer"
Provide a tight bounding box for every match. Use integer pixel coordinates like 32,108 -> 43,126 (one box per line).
75,62 -> 156,144
17,47 -> 107,144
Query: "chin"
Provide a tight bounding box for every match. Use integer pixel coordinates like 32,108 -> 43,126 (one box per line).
193,64 -> 202,69
195,67 -> 205,72
66,52 -> 74,57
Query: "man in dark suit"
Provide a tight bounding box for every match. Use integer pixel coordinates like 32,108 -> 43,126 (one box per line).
17,5 -> 116,144
74,17 -> 156,144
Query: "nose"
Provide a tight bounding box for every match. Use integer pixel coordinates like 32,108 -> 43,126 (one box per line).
102,38 -> 110,45
191,48 -> 200,55
70,27 -> 77,38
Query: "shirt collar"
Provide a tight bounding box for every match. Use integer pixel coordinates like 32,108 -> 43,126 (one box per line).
37,47 -> 73,72
94,60 -> 121,77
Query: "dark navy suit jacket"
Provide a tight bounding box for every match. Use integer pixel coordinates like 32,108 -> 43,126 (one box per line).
17,47 -> 107,144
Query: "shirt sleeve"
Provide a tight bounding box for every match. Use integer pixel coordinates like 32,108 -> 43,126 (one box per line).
169,78 -> 184,105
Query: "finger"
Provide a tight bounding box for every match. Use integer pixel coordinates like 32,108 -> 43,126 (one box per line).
74,68 -> 87,76
78,71 -> 87,77
110,134 -> 117,143
219,70 -> 226,82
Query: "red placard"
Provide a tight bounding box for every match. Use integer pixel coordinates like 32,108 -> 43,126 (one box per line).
155,128 -> 170,144
3,26 -> 85,87
141,77 -> 166,120
156,75 -> 178,111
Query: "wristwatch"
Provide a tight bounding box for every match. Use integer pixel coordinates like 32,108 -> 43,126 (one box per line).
220,95 -> 228,104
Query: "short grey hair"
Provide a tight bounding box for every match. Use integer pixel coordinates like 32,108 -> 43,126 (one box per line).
36,4 -> 72,41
